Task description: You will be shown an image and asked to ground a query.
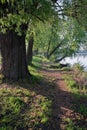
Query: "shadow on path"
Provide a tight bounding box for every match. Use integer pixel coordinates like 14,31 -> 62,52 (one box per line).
1,68 -> 87,130
31,68 -> 87,130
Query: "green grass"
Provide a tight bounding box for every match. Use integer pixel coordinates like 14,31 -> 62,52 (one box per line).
32,55 -> 49,65
65,118 -> 86,130
49,63 -> 71,71
0,86 -> 52,130
64,74 -> 87,130
28,56 -> 43,72
28,64 -> 43,85
73,93 -> 87,117
32,55 -> 43,63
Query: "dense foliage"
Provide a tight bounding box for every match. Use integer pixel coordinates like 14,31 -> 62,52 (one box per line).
0,0 -> 56,35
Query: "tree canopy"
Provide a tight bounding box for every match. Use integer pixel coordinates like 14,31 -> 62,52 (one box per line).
31,17 -> 86,61
0,0 -> 57,35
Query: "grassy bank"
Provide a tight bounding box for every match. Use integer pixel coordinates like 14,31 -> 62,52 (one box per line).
0,86 -> 52,130
0,56 -> 52,130
64,69 -> 87,130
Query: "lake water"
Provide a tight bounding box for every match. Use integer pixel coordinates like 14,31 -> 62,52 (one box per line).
60,53 -> 87,71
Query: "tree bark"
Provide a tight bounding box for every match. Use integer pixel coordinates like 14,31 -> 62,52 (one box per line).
47,39 -> 64,59
0,31 -> 30,80
46,41 -> 51,58
54,54 -> 67,63
26,36 -> 34,65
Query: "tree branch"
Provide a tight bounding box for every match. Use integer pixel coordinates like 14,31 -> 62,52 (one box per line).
47,39 -> 65,59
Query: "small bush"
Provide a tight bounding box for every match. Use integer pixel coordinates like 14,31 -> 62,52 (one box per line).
72,63 -> 87,91
65,118 -> 85,130
72,63 -> 84,77
65,76 -> 77,89
72,63 -> 84,72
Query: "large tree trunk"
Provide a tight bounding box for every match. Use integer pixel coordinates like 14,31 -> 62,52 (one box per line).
26,36 -> 34,65
0,31 -> 30,80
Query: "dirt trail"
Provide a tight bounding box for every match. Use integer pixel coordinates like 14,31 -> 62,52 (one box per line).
40,69 -> 74,130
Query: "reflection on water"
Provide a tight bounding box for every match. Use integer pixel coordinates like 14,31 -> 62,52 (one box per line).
60,53 -> 87,70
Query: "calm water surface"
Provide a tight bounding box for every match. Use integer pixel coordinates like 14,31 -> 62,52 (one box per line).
60,53 -> 87,70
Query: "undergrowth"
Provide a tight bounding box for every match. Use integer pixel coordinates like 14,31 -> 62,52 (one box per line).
65,118 -> 86,130
0,56 -> 52,130
0,87 -> 52,130
64,73 -> 87,130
